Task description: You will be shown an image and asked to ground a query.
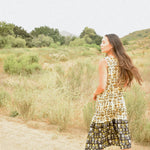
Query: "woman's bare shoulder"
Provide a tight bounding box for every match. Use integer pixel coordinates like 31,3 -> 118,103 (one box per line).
99,58 -> 108,68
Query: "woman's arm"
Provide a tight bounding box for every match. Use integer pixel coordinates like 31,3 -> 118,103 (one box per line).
124,80 -> 128,87
93,59 -> 107,100
123,78 -> 128,91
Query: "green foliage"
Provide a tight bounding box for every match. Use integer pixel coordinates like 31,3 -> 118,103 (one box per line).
94,34 -> 103,45
0,35 -> 26,48
63,35 -> 77,45
25,37 -> 33,48
122,39 -> 129,45
32,34 -> 54,47
12,37 -> 26,48
13,25 -> 32,39
0,22 -> 32,47
59,35 -> 65,45
3,54 -> 41,75
80,27 -> 96,39
5,35 -> 15,48
0,22 -> 104,48
50,42 -> 59,48
122,28 -> 150,41
0,21 -> 14,36
80,27 -> 102,45
31,26 -> 53,37
0,35 -> 7,48
84,35 -> 93,44
9,110 -> 19,117
0,22 -> 66,48
69,38 -> 86,46
83,43 -> 101,50
13,25 -> 33,47
30,26 -> 64,44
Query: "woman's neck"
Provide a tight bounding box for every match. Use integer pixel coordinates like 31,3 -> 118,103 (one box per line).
107,52 -> 116,58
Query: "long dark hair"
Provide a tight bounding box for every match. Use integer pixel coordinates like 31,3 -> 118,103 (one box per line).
105,33 -> 143,87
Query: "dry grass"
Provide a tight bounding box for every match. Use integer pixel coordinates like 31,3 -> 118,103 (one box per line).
0,46 -> 150,144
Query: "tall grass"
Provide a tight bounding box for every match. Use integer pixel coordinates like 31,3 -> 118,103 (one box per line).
83,101 -> 96,130
125,82 -> 150,143
0,47 -> 149,144
8,87 -> 36,120
0,88 -> 11,107
1,56 -> 98,130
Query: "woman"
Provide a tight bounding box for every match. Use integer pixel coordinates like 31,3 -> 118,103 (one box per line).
85,34 -> 143,150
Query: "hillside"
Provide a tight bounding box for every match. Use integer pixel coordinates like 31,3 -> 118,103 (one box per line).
120,28 -> 150,52
122,28 -> 150,41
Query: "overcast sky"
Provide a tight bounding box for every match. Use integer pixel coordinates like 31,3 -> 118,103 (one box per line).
1,0 -> 150,37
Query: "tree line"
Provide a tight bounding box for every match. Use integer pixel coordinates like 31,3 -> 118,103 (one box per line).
0,21 -> 102,48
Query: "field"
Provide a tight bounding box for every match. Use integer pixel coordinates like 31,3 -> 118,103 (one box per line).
0,44 -> 150,150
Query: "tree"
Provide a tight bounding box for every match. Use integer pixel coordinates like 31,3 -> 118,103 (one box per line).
84,35 -> 93,44
69,38 -> 86,46
59,35 -> 65,45
31,26 -> 64,44
80,27 -> 102,45
13,25 -> 32,39
64,35 -> 77,45
0,21 -> 14,36
94,35 -> 102,45
13,25 -> 33,47
32,34 -> 54,47
80,27 -> 96,39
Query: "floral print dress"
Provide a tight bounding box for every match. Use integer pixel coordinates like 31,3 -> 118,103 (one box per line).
85,55 -> 132,150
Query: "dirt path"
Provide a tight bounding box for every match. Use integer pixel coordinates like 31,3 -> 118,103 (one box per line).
0,115 -> 150,150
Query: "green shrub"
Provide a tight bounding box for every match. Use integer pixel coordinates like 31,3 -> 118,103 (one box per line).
83,43 -> 101,50
0,36 -> 7,48
9,110 -> 19,117
69,38 -> 86,46
32,34 -> 54,47
0,35 -> 26,48
5,35 -> 15,48
3,54 -> 41,75
50,43 -> 59,48
12,37 -> 26,48
122,39 -> 129,45
84,35 -> 93,44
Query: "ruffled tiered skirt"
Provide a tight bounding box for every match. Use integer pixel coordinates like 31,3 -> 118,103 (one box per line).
85,118 -> 131,149
85,94 -> 132,150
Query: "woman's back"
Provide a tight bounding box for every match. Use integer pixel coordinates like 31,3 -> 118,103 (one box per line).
97,55 -> 126,99
92,55 -> 129,123
85,34 -> 135,150
85,55 -> 132,150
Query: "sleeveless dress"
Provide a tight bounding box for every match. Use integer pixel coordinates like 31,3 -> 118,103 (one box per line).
85,56 -> 132,150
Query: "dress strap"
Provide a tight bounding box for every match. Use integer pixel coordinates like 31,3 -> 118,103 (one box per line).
104,56 -> 118,67
104,56 -> 111,66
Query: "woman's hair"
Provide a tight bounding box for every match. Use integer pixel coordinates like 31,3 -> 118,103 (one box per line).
105,33 -> 143,87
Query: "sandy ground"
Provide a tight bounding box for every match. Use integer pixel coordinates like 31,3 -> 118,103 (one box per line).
0,115 -> 150,150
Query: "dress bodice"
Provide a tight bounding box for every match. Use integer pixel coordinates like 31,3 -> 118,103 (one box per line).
101,56 -> 125,96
